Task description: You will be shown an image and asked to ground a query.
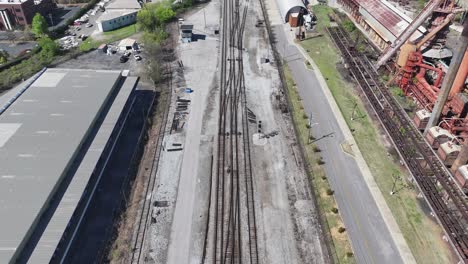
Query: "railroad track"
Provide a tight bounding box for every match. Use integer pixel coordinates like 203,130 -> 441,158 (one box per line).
130,58 -> 173,264
327,25 -> 468,261
203,0 -> 258,262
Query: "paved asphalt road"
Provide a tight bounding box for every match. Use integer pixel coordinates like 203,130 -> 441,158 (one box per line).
272,25 -> 404,264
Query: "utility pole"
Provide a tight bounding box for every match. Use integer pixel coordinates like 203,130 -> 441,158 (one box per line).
203,8 -> 206,29
390,173 -> 400,195
351,102 -> 358,121
308,113 -> 318,144
48,13 -> 54,27
308,115 -> 313,143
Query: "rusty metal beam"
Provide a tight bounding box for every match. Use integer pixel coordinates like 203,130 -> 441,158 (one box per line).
425,19 -> 468,133
375,0 -> 443,68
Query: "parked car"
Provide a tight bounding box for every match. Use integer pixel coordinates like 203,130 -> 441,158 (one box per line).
85,23 -> 93,28
120,56 -> 128,63
123,50 -> 132,57
17,49 -> 32,57
134,54 -> 142,61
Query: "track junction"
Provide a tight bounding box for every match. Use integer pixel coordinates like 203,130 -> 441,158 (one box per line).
202,0 -> 259,263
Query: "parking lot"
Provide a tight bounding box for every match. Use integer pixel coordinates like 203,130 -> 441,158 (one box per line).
56,43 -> 145,74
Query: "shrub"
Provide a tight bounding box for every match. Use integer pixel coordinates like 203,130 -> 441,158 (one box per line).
342,20 -> 356,32
313,146 -> 321,152
338,226 -> 346,233
346,252 -> 354,258
37,36 -> 59,60
326,188 -> 334,195
331,207 -> 338,214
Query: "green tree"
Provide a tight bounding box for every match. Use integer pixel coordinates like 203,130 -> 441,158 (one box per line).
137,2 -> 175,32
142,30 -> 168,45
137,7 -> 158,32
31,13 -> 49,37
0,50 -> 8,64
38,36 -> 59,60
155,5 -> 175,24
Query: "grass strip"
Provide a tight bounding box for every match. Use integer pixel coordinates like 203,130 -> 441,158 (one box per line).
283,64 -> 356,264
80,24 -> 139,51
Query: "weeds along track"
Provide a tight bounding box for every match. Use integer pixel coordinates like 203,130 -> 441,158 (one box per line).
130,55 -> 173,264
327,25 -> 468,262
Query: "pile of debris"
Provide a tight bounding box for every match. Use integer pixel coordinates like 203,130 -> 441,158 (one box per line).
171,97 -> 190,133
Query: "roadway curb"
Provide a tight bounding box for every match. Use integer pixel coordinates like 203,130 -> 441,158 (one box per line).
293,37 -> 417,264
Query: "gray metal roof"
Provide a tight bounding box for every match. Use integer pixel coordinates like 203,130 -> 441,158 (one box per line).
180,24 -> 194,30
28,76 -> 138,264
275,0 -> 306,22
0,68 -> 122,263
97,10 -> 137,22
106,0 -> 141,10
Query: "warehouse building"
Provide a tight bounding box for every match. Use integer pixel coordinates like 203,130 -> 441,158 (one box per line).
96,0 -> 140,32
0,68 -> 153,263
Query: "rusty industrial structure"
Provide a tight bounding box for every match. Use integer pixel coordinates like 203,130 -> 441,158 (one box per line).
339,0 -> 468,188
380,0 -> 468,191
328,0 -> 468,260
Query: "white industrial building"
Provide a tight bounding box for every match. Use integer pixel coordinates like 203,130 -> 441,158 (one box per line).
118,38 -> 138,51
96,0 -> 140,32
97,10 -> 137,32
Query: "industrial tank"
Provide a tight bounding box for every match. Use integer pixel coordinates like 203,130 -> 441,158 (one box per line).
397,43 -> 417,67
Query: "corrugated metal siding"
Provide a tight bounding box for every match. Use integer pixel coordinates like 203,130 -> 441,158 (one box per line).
356,0 -> 424,41
360,6 -> 396,42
